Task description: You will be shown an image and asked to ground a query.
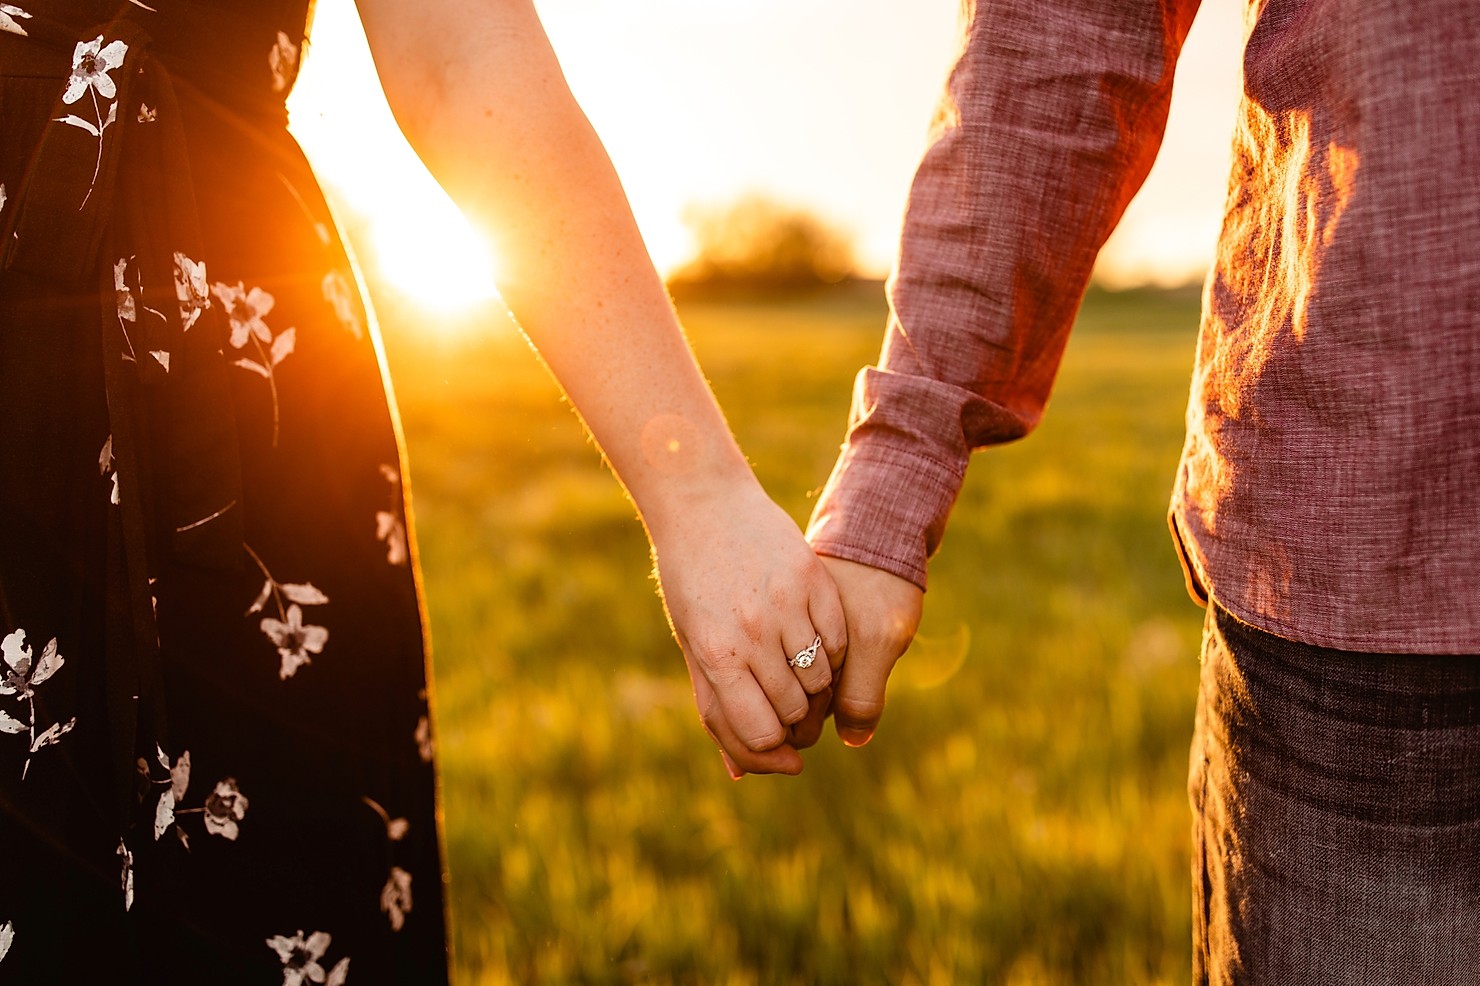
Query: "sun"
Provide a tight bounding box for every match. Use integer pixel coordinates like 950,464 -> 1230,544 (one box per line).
365,195 -> 501,314
286,0 -> 500,319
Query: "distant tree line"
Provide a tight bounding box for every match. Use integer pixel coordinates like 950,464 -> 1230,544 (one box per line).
667,195 -> 858,298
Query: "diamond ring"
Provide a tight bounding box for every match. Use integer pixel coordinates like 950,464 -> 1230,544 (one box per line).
789,635 -> 822,670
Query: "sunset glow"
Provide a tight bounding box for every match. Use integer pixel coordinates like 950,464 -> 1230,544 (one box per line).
289,0 -> 1243,315
287,0 -> 499,314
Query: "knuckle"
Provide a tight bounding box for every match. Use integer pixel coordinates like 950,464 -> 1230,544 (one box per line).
709,665 -> 750,692
834,694 -> 885,727
741,723 -> 786,753
693,639 -> 740,675
860,622 -> 910,658
820,626 -> 847,655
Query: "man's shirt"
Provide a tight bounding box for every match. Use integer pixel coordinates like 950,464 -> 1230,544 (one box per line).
807,0 -> 1480,653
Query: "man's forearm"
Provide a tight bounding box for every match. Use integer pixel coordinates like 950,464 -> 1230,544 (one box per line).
809,0 -> 1202,585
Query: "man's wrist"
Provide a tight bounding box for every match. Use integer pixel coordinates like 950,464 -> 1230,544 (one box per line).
806,438 -> 965,592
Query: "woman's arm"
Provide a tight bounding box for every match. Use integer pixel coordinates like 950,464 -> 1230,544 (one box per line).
354,0 -> 845,774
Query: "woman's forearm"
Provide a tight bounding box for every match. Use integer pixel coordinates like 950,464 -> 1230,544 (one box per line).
355,0 -> 849,776
356,0 -> 755,537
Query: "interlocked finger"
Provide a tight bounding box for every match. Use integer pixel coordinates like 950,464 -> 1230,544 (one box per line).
698,682 -> 802,775
787,687 -> 832,749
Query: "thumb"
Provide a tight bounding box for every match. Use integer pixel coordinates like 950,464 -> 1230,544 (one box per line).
831,643 -> 898,748
817,556 -> 923,748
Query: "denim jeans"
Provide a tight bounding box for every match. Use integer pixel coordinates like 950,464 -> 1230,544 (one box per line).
1190,604 -> 1480,985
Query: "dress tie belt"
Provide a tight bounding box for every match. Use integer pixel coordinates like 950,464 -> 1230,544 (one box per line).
2,6 -> 263,820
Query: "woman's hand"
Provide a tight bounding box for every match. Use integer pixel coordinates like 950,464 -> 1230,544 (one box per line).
650,482 -> 847,777
357,0 -> 844,776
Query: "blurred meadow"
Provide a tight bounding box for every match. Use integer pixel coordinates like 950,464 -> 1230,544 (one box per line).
367,280 -> 1208,985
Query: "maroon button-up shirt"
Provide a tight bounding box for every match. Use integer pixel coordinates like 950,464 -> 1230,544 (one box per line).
807,0 -> 1480,653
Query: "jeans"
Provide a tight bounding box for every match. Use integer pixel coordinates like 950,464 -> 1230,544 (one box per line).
1190,603 -> 1480,985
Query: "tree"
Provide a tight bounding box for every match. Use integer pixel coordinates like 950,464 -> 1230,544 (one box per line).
667,195 -> 857,296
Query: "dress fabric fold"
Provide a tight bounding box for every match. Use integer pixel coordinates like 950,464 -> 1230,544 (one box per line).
0,3 -> 450,982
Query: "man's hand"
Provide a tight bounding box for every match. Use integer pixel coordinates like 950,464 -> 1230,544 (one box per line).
819,557 -> 923,747
653,485 -> 848,777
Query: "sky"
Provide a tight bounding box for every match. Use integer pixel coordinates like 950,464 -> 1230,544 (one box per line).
288,0 -> 1246,307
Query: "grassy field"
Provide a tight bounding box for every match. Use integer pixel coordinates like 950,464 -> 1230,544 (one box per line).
374,282 -> 1208,985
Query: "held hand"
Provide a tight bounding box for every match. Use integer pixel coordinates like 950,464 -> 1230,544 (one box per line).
652,485 -> 848,777
818,557 -> 923,747
786,687 -> 834,751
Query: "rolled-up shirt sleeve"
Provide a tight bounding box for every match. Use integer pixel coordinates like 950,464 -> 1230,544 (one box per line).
807,0 -> 1202,589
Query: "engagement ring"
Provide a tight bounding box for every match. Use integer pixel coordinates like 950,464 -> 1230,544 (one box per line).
789,635 -> 822,670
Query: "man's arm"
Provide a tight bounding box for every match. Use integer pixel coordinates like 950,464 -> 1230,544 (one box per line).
809,0 -> 1202,742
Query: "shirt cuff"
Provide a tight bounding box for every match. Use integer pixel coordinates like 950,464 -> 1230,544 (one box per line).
805,438 -> 966,592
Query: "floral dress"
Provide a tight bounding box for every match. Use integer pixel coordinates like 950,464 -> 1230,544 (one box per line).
0,3 -> 449,982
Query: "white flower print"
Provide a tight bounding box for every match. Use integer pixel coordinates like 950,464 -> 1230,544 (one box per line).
99,435 -> 120,504
173,252 -> 210,331
213,280 -> 294,446
153,747 -> 190,840
362,796 -> 409,842
0,183 -> 7,215
62,36 -> 128,104
114,257 -> 184,373
114,257 -> 170,372
321,271 -> 362,340
244,544 -> 330,679
136,103 -> 156,123
151,747 -> 248,843
379,867 -> 413,932
113,258 -> 136,322
203,778 -> 248,840
213,280 -> 274,348
0,920 -> 12,963
28,719 -> 75,750
117,839 -> 134,911
374,511 -> 407,566
362,798 -> 413,930
375,465 -> 408,566
260,605 -> 327,679
414,713 -> 433,763
55,36 -> 127,209
0,5 -> 31,37
111,255 -> 156,368
268,31 -> 299,94
0,630 -> 75,779
1,630 -> 62,701
266,930 -> 349,986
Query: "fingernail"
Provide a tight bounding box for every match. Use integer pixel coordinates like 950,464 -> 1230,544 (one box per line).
839,727 -> 874,748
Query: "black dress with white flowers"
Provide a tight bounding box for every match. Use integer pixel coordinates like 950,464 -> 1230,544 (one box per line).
0,3 -> 449,982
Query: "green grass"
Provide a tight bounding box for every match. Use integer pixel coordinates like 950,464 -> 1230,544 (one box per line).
374,282 -> 1208,985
